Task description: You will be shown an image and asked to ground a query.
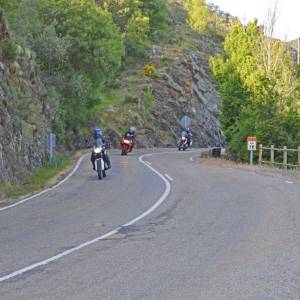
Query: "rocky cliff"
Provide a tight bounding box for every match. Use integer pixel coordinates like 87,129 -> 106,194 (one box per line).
148,44 -> 224,147
0,11 -> 51,185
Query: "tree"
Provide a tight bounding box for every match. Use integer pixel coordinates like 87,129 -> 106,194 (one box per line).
11,0 -> 125,145
141,0 -> 168,38
210,18 -> 299,160
125,11 -> 150,57
48,0 -> 124,84
0,0 -> 21,23
184,0 -> 209,32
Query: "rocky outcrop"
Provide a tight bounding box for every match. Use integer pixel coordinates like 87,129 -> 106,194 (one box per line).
0,12 -> 51,185
150,49 -> 224,147
135,37 -> 225,147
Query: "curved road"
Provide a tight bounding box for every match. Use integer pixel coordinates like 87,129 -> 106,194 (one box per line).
0,149 -> 300,299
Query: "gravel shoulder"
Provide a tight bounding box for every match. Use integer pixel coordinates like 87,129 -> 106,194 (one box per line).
196,156 -> 300,183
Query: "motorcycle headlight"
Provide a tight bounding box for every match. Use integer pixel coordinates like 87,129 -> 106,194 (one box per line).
94,147 -> 101,154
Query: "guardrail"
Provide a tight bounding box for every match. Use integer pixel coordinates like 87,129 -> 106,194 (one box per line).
258,144 -> 300,169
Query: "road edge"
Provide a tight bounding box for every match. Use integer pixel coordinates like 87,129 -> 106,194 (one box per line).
0,154 -> 87,212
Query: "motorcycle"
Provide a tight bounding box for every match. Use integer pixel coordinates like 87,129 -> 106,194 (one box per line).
120,137 -> 133,155
177,134 -> 188,151
93,145 -> 107,180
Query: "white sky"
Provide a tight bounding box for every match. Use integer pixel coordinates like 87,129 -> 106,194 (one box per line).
208,0 -> 300,41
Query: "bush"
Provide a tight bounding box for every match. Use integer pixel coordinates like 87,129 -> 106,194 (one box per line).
162,56 -> 173,66
1,39 -> 17,61
144,87 -> 154,108
144,64 -> 156,76
124,94 -> 139,105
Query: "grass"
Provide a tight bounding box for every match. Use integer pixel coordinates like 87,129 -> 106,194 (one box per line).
0,152 -> 83,202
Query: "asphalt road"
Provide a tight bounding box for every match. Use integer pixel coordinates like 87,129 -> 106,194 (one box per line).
1,149 -> 300,299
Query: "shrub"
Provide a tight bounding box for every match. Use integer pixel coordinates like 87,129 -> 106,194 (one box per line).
144,87 -> 154,108
124,94 -> 139,105
1,39 -> 17,61
162,56 -> 173,66
144,64 -> 156,76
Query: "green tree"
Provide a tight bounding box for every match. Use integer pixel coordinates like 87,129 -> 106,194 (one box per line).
141,0 -> 168,38
0,0 -> 21,23
184,0 -> 209,32
125,11 -> 149,57
49,0 -> 124,85
210,20 -> 299,160
12,0 -> 125,146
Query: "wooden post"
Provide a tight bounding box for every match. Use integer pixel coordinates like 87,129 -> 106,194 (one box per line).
283,146 -> 287,169
298,146 -> 300,168
270,145 -> 274,167
259,144 -> 263,166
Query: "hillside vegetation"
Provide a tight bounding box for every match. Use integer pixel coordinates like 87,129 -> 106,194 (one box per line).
211,20 -> 300,161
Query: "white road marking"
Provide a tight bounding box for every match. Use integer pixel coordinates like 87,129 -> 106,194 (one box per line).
285,180 -> 294,184
165,174 -> 174,181
0,155 -> 86,212
189,157 -> 194,161
144,160 -> 152,165
0,153 -> 171,283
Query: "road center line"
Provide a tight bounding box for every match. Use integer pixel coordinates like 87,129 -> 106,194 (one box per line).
0,153 -> 171,283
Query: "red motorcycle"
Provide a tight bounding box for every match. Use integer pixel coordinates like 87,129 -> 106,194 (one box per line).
120,137 -> 134,155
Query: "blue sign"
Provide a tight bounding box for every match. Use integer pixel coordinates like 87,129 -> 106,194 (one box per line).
180,116 -> 191,129
47,132 -> 56,159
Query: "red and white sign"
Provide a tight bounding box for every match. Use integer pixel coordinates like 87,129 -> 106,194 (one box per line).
247,136 -> 257,151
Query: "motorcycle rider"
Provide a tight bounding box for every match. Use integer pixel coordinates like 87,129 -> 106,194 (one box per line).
124,126 -> 137,151
185,127 -> 193,147
178,128 -> 192,147
91,128 -> 111,170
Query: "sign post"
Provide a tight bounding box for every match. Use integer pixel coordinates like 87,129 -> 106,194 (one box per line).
47,132 -> 56,160
247,136 -> 257,165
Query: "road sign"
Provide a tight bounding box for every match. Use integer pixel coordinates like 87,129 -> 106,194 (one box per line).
247,136 -> 257,151
180,116 -> 191,129
247,136 -> 256,165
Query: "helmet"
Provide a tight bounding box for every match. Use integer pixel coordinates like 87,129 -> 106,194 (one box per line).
94,128 -> 102,139
129,126 -> 137,134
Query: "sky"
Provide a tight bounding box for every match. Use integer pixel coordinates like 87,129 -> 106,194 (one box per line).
208,0 -> 300,41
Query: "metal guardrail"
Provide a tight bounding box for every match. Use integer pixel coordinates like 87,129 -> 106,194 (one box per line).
258,144 -> 300,169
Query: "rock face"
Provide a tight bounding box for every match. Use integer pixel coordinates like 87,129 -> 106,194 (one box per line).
135,39 -> 225,147
151,50 -> 224,147
0,13 -> 50,184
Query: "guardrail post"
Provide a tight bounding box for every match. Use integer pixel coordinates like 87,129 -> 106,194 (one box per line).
270,145 -> 274,167
259,144 -> 262,166
283,146 -> 287,169
298,146 -> 300,168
